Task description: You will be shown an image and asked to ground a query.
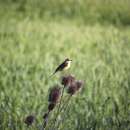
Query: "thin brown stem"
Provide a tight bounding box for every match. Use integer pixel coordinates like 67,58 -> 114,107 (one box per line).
51,86 -> 65,130
56,95 -> 72,130
58,95 -> 71,116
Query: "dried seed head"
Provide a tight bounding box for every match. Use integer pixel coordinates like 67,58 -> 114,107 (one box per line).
76,80 -> 84,91
61,75 -> 75,87
48,86 -> 61,103
43,113 -> 48,120
43,113 -> 49,128
24,115 -> 35,126
48,103 -> 55,111
67,83 -> 77,95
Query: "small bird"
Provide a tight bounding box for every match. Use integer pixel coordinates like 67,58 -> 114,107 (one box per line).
51,58 -> 72,76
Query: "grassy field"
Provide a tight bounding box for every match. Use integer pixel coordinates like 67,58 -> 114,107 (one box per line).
0,0 -> 130,130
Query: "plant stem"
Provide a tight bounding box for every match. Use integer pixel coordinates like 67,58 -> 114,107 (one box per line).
56,95 -> 72,130
42,111 -> 50,130
51,86 -> 65,130
58,95 -> 71,116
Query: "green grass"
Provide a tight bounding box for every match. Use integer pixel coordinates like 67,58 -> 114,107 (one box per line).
0,0 -> 130,130
1,0 -> 130,26
0,19 -> 130,130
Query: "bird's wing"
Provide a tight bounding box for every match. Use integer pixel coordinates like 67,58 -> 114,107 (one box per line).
54,61 -> 68,73
50,61 -> 68,76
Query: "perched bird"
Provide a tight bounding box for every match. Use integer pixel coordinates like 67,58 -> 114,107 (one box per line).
51,58 -> 72,76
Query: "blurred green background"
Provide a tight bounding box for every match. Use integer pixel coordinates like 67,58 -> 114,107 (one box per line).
0,0 -> 130,130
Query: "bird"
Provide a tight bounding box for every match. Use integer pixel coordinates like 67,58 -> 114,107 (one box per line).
51,58 -> 72,76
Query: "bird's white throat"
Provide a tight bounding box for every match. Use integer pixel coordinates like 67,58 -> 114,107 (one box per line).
64,61 -> 71,70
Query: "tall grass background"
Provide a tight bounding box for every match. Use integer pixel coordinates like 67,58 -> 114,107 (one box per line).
0,0 -> 130,130
1,0 -> 130,25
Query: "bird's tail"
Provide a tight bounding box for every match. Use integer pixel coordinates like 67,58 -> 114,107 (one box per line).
49,71 -> 56,78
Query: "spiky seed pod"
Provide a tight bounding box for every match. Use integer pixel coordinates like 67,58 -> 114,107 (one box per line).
67,83 -> 77,95
48,103 -> 56,112
61,75 -> 75,87
43,113 -> 49,128
76,80 -> 84,91
43,113 -> 49,120
24,115 -> 35,126
48,86 -> 61,103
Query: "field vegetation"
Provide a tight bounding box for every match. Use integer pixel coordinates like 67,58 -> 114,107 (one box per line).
0,0 -> 130,130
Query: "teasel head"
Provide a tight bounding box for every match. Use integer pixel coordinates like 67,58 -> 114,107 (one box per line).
75,80 -> 84,91
43,112 -> 49,128
48,103 -> 56,112
61,75 -> 75,87
24,115 -> 35,126
67,80 -> 84,95
48,85 -> 61,103
43,112 -> 49,120
67,82 -> 77,95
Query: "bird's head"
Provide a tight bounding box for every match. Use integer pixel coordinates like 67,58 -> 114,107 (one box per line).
65,58 -> 72,63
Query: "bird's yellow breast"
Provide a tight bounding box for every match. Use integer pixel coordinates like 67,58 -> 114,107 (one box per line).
64,61 -> 71,70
